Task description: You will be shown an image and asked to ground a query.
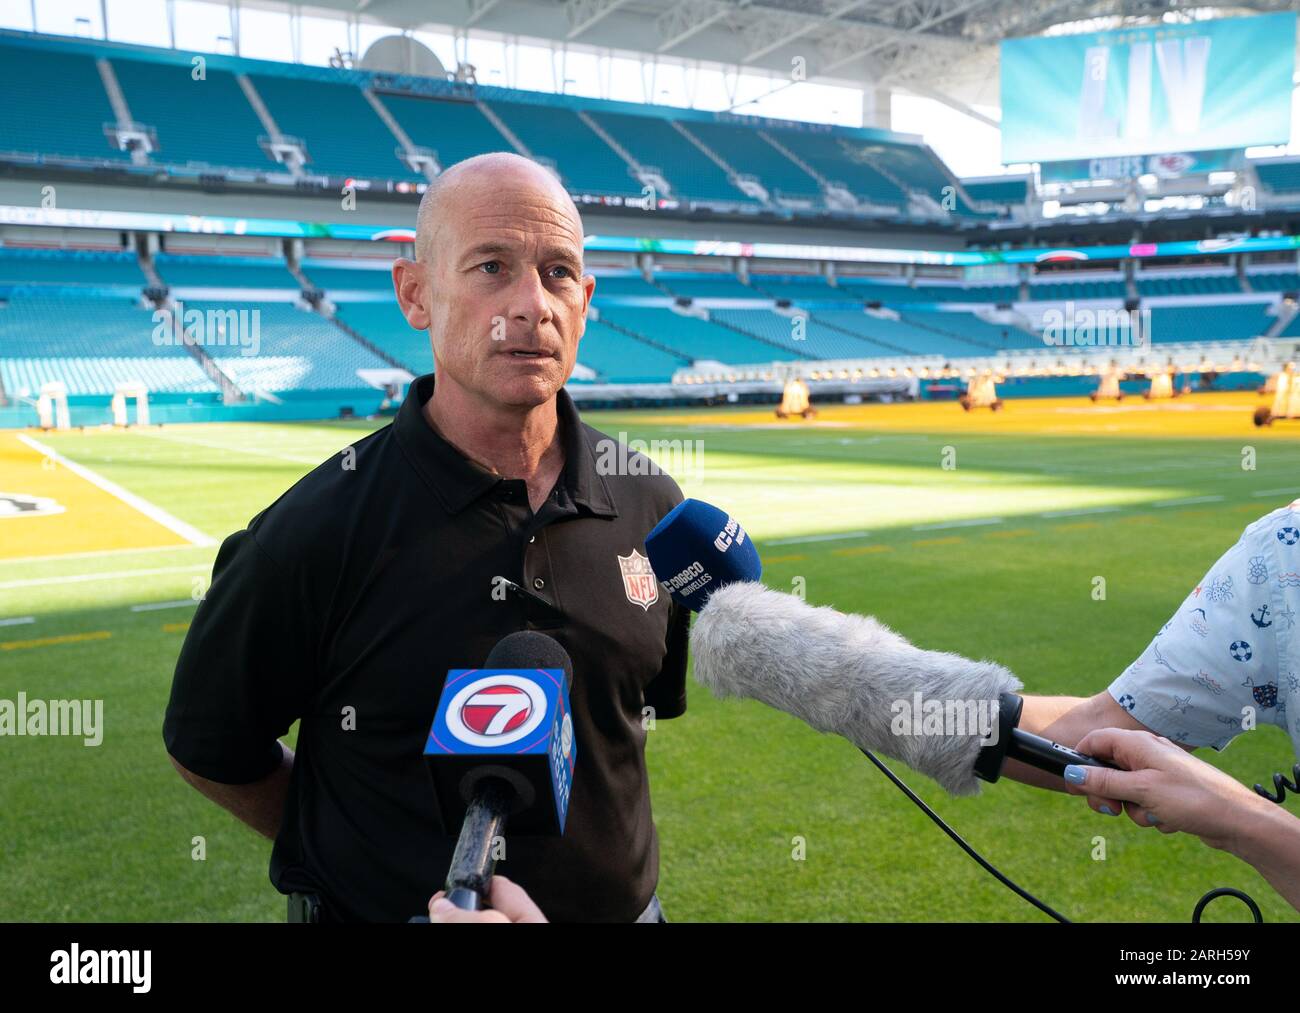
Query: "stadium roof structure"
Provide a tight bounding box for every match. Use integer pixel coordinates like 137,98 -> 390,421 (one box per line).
294,0 -> 1300,113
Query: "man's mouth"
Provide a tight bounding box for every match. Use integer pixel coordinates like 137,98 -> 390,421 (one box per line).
505,349 -> 552,359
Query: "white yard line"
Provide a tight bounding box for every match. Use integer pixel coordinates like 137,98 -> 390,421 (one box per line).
0,616 -> 35,627
16,434 -> 216,547
766,530 -> 873,545
0,543 -> 214,567
1039,505 -> 1122,518
0,564 -> 207,591
130,429 -> 329,465
129,600 -> 200,612
1151,495 -> 1225,508
912,517 -> 1004,530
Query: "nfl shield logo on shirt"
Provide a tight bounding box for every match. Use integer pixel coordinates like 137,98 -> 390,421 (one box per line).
618,549 -> 659,611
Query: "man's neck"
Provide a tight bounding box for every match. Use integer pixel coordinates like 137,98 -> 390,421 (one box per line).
422,376 -> 564,487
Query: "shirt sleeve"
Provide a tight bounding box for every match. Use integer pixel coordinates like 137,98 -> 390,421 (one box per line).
1108,506 -> 1295,750
163,526 -> 317,784
643,598 -> 689,720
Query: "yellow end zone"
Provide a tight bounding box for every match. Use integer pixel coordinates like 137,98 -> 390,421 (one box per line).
0,431 -> 203,561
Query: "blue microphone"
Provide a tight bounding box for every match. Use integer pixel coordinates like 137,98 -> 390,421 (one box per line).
645,498 -> 762,612
424,631 -> 576,911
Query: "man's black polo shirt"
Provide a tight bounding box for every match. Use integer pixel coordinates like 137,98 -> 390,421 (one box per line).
163,373 -> 689,922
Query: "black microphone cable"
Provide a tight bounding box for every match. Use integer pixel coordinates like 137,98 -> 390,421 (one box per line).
1254,761 -> 1300,804
859,748 -> 1268,924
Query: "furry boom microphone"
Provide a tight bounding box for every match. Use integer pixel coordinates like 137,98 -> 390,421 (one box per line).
690,581 -> 1023,796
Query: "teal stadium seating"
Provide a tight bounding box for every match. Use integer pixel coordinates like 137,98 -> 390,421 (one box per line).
961,178 -> 1029,205
0,292 -> 217,395
767,130 -> 907,208
677,121 -> 823,203
489,103 -> 645,198
574,319 -> 691,383
1145,303 -> 1273,343
378,94 -> 510,168
248,73 -> 423,181
711,308 -> 900,359
653,272 -> 756,299
1256,161 -> 1300,194
0,248 -> 145,287
334,301 -> 432,373
302,263 -> 396,292
596,306 -> 803,365
586,111 -> 758,205
112,57 -> 272,172
192,300 -> 393,390
0,45 -> 128,162
155,254 -> 300,289
1136,272 -> 1242,296
1246,270 -> 1300,292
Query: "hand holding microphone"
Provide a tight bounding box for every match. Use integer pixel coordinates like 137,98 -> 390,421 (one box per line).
429,874 -> 548,923
1066,727 -> 1279,845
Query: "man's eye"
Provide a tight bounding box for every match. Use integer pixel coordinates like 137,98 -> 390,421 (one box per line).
549,265 -> 573,278
478,261 -> 501,274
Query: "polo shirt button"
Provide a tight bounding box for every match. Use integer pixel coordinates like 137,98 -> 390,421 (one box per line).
533,577 -> 545,590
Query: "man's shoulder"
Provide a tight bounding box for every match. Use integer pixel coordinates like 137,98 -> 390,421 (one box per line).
245,422 -> 399,567
579,420 -> 685,509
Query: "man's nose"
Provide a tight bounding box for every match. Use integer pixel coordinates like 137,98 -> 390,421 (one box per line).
509,269 -> 554,329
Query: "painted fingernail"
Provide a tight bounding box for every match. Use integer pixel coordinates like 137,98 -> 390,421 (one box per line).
1146,812 -> 1161,826
1063,764 -> 1087,785
1099,804 -> 1117,816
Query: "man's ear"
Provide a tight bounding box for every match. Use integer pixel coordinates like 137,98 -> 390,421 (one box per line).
393,258 -> 430,331
582,272 -> 595,317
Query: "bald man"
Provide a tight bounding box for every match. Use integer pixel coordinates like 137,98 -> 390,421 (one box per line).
164,151 -> 691,923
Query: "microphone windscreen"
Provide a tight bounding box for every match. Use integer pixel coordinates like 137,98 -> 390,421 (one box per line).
690,581 -> 1022,796
645,498 -> 761,612
485,630 -> 574,690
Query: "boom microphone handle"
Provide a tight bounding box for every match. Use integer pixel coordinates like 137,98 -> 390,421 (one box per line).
974,692 -> 1119,784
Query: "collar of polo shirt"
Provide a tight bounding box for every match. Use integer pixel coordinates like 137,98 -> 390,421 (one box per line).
393,373 -> 618,519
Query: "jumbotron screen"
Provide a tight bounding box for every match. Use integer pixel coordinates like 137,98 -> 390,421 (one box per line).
1000,11 -> 1296,164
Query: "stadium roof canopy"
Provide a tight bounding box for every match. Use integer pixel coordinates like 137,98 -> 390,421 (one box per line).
293,0 -> 1298,109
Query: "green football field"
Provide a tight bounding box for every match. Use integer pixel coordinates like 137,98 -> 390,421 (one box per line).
3,392 -> 1298,922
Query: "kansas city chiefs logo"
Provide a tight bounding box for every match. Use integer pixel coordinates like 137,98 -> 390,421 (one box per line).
618,549 -> 659,611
